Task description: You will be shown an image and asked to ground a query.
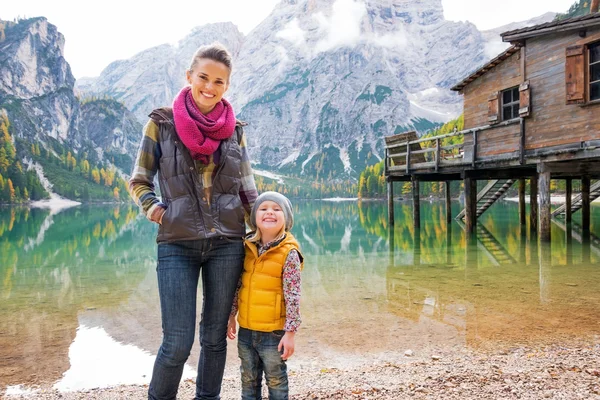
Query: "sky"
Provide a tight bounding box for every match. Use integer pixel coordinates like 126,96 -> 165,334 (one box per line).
1,0 -> 577,79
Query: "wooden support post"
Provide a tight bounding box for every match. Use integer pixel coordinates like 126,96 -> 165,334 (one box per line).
566,223 -> 573,265
464,177 -> 477,234
519,226 -> 527,263
435,138 -> 440,172
565,178 -> 572,224
384,148 -> 388,176
539,241 -> 551,304
582,176 -> 591,261
539,171 -> 551,242
387,179 -> 395,227
519,178 -> 526,226
530,227 -> 539,266
388,225 -> 395,267
413,228 -> 421,266
530,174 -> 538,235
445,181 -> 452,224
412,179 -> 420,231
519,118 -> 526,164
446,221 -> 452,265
582,176 -> 591,233
471,130 -> 478,168
465,231 -> 478,270
405,140 -> 411,174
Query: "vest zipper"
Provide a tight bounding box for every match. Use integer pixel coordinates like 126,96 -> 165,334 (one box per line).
212,128 -> 235,183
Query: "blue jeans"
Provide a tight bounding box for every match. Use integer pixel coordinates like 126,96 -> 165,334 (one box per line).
149,237 -> 244,400
237,327 -> 288,400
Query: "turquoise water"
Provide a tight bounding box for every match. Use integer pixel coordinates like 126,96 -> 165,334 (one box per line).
1,201 -> 599,391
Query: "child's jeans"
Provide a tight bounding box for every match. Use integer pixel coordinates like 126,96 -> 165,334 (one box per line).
237,327 -> 288,400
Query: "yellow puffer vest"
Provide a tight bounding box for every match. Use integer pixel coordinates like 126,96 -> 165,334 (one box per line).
238,233 -> 303,332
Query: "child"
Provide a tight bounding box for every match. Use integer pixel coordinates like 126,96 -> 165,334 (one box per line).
228,191 -> 304,400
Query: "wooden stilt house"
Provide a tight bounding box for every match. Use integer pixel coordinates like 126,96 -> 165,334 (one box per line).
385,9 -> 600,240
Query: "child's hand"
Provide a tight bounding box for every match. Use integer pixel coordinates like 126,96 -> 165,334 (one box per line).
277,331 -> 295,360
227,315 -> 237,340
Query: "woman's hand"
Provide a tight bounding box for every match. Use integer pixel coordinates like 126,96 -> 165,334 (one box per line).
227,315 -> 237,340
150,206 -> 166,225
278,331 -> 295,360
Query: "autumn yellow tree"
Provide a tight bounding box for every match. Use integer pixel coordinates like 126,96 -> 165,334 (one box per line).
7,178 -> 15,201
91,168 -> 101,184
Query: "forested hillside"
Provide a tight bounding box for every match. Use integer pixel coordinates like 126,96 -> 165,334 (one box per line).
556,0 -> 592,19
0,113 -> 47,203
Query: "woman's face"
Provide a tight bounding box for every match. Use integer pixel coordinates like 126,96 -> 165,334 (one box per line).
186,58 -> 230,114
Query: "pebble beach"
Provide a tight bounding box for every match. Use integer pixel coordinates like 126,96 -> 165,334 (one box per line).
3,342 -> 599,400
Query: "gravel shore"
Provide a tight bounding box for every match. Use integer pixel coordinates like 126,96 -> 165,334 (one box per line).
3,344 -> 599,399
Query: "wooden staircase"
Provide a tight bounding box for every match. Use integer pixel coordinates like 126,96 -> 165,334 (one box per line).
474,223 -> 517,265
551,219 -> 600,258
456,221 -> 517,265
552,180 -> 600,218
456,179 -> 515,220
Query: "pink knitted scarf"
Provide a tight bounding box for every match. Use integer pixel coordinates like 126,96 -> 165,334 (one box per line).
172,86 -> 236,164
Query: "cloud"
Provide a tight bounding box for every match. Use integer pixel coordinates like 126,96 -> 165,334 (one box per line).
370,31 -> 408,49
275,45 -> 290,74
274,0 -> 407,57
484,41 -> 510,59
276,18 -> 306,46
314,0 -> 367,53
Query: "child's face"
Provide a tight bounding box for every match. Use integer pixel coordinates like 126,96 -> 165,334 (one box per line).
255,200 -> 285,236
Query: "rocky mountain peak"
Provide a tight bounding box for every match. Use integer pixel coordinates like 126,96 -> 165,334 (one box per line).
0,17 -> 74,99
0,18 -> 139,174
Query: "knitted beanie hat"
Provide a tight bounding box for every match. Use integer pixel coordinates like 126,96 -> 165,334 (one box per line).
249,191 -> 294,232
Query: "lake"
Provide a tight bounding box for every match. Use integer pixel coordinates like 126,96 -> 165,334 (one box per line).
1,200 -> 599,393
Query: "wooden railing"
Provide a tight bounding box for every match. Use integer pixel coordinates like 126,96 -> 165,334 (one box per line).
384,119 -> 522,176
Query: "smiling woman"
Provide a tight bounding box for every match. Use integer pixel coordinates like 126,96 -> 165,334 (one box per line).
127,42 -> 258,400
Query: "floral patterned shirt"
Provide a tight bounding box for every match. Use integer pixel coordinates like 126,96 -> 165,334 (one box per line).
231,235 -> 302,332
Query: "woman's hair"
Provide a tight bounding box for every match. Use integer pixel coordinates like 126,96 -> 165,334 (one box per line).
247,224 -> 286,244
188,42 -> 233,72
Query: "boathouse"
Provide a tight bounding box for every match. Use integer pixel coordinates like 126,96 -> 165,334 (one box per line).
385,6 -> 600,241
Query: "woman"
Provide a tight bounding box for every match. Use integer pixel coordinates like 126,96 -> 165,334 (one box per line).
129,42 -> 258,400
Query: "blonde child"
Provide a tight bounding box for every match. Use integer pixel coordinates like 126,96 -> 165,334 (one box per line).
227,191 -> 304,400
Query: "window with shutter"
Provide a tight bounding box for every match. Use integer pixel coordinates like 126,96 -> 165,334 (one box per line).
565,45 -> 585,104
501,86 -> 520,121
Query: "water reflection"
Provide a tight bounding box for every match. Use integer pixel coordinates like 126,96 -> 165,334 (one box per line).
1,200 -> 599,392
0,205 -> 153,388
54,325 -> 194,392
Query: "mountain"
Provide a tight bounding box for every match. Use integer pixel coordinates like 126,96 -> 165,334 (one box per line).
79,0 -> 490,180
0,17 -> 141,202
229,0 -> 488,178
3,1 -> 565,194
480,12 -> 556,59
